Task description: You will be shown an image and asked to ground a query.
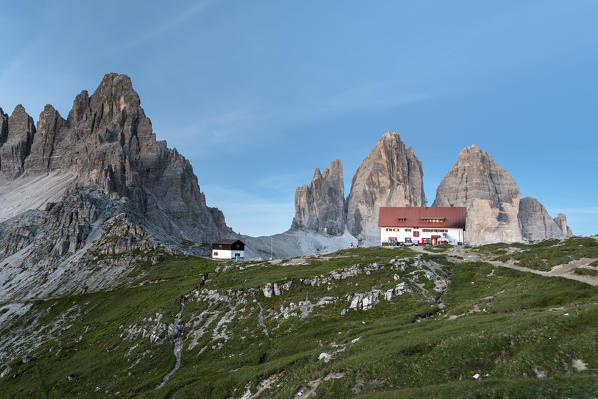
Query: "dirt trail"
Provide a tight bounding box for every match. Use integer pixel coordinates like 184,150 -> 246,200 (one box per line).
155,301 -> 185,389
425,246 -> 598,287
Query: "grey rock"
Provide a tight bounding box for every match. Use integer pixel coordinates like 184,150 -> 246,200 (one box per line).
24,104 -> 65,173
292,160 -> 345,236
346,132 -> 425,239
0,105 -> 36,178
518,197 -> 565,241
553,213 -> 573,237
0,107 -> 8,148
433,145 -> 522,245
263,283 -> 273,298
1,73 -> 231,245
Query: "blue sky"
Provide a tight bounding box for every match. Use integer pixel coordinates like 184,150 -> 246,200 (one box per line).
1,1 -> 597,236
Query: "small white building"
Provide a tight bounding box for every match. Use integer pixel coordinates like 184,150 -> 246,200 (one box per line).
379,207 -> 466,246
211,240 -> 245,259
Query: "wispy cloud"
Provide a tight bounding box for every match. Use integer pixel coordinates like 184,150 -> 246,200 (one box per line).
98,0 -> 218,56
167,83 -> 430,154
128,1 -> 216,47
0,41 -> 39,85
319,82 -> 429,115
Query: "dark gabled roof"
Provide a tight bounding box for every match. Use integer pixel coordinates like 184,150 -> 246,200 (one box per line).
378,207 -> 466,229
213,239 -> 244,245
211,240 -> 245,250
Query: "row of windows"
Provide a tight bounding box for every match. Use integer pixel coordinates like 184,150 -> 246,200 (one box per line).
385,228 -> 449,232
420,218 -> 445,223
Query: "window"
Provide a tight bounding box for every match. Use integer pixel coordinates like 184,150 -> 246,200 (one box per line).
213,252 -> 218,256
405,229 -> 411,232
413,231 -> 419,237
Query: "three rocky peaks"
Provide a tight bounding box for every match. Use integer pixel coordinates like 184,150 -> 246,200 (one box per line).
0,72 -> 572,257
292,135 -> 572,244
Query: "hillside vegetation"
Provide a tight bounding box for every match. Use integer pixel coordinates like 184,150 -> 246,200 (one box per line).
1,238 -> 598,398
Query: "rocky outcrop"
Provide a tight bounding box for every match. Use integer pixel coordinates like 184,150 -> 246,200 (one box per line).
433,145 -> 522,245
554,213 -> 574,237
346,132 -> 425,239
0,73 -> 231,244
0,107 -> 8,147
292,160 -> 345,235
518,197 -> 565,241
0,105 -> 36,178
24,104 -> 65,173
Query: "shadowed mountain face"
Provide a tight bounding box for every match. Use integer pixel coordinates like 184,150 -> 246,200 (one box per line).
0,73 -> 230,244
518,197 -> 566,241
292,160 -> 345,236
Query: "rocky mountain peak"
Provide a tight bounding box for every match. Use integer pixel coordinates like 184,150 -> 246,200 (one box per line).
554,213 -> 573,237
292,159 -> 345,236
346,132 -> 425,239
437,145 -> 520,207
1,73 -> 231,245
518,197 -> 566,241
0,104 -> 36,178
0,107 -> 8,147
434,145 -> 521,245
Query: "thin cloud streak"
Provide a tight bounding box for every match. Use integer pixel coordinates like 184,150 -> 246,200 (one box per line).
165,84 -> 430,155
95,0 -> 218,57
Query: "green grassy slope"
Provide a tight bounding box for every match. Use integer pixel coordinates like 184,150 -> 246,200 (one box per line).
1,244 -> 598,398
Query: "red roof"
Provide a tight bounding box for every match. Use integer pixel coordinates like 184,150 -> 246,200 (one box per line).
378,207 -> 466,229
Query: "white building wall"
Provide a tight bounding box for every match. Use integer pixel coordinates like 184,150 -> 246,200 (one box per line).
211,249 -> 245,259
380,227 -> 464,245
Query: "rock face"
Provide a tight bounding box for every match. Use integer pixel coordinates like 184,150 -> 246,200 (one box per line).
0,73 -> 230,243
518,197 -> 566,241
0,73 -> 233,301
553,213 -> 574,237
433,145 -> 522,245
346,132 -> 425,240
0,105 -> 36,178
0,108 -> 8,147
292,160 -> 345,235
